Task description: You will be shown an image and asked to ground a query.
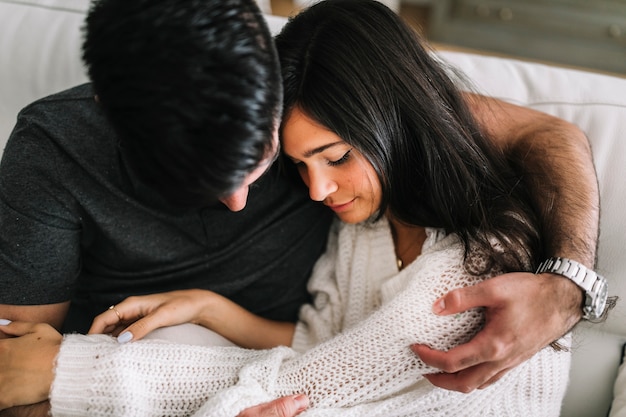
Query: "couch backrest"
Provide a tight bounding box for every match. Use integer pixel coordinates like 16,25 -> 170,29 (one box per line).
0,0 -> 89,148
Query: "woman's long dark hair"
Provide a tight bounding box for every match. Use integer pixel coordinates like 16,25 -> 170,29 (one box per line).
275,0 -> 543,272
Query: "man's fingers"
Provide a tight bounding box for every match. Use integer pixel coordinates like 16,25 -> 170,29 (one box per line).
433,281 -> 496,316
477,367 -> 511,389
412,324 -> 520,392
422,363 -> 511,393
412,333 -> 496,374
421,361 -> 503,393
236,395 -> 309,417
419,272 -> 572,393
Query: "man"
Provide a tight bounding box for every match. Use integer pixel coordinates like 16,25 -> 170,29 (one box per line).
0,0 -> 601,416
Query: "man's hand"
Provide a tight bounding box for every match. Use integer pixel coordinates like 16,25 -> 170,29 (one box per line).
0,402 -> 50,417
0,302 -> 69,339
0,321 -> 61,410
236,395 -> 309,417
411,271 -> 582,392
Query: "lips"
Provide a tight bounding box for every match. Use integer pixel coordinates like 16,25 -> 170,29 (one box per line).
326,199 -> 355,213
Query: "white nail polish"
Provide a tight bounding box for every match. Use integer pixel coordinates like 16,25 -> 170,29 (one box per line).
117,331 -> 133,344
0,319 -> 12,326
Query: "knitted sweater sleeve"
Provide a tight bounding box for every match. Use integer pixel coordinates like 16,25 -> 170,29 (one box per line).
50,238 -> 488,417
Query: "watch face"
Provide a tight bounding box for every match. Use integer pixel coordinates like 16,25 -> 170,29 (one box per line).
590,279 -> 609,321
596,280 -> 609,311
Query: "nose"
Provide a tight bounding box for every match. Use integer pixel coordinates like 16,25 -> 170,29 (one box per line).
219,186 -> 249,212
306,168 -> 338,202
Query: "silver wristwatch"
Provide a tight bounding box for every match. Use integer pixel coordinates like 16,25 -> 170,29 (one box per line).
536,257 -> 609,322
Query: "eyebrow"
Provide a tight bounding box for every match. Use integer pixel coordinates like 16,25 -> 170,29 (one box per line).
303,141 -> 345,158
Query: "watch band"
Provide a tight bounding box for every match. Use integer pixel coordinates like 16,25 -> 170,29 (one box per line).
536,257 -> 598,292
535,257 -> 608,321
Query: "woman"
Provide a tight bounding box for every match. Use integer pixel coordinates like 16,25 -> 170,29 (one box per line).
0,1 -> 570,416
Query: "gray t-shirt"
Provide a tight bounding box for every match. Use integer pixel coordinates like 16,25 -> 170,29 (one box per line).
0,84 -> 332,333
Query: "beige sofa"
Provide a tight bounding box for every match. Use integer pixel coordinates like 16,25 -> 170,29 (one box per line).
1,1 -> 625,416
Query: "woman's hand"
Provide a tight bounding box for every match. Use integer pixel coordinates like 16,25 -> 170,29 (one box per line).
236,395 -> 309,417
88,289 -> 217,342
0,321 -> 61,410
90,290 -> 296,349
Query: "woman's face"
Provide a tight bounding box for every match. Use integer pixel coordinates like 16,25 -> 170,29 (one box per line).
282,107 -> 381,224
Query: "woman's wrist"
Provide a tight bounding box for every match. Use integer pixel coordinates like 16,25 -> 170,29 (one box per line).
191,289 -> 229,331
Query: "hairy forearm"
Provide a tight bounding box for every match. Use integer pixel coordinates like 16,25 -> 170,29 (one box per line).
511,120 -> 600,329
511,120 -> 599,265
466,93 -> 600,266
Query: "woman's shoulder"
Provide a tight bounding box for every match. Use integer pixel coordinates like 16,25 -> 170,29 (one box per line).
421,228 -> 462,253
419,229 -> 514,278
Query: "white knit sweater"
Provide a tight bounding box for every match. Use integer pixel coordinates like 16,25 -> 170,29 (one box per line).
50,219 -> 570,417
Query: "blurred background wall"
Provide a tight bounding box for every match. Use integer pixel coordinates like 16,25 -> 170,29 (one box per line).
268,0 -> 626,77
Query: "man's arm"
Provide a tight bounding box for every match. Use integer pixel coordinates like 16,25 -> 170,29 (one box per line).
0,303 -> 69,338
413,94 -> 598,392
470,93 -> 599,263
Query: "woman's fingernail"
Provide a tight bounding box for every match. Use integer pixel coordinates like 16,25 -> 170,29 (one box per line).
0,319 -> 11,326
117,331 -> 133,344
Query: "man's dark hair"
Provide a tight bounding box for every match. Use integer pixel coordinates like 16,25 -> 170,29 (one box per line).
83,0 -> 282,207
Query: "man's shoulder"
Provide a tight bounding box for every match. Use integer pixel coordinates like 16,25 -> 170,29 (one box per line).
11,82 -> 114,154
22,83 -> 95,110
16,83 -> 104,134
4,82 -> 120,189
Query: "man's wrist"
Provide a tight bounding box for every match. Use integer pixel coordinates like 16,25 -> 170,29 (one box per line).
546,272 -> 583,323
536,257 -> 609,322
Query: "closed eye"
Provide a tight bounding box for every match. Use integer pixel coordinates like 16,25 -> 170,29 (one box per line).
328,149 -> 352,167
